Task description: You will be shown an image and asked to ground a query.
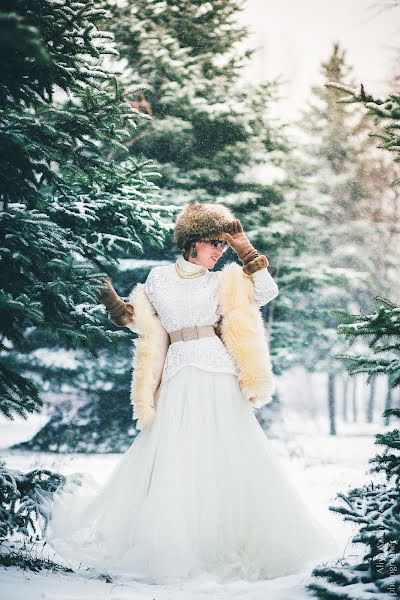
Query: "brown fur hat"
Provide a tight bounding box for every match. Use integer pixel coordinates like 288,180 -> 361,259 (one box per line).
173,201 -> 236,252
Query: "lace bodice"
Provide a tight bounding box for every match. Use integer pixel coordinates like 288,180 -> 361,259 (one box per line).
127,263 -> 278,385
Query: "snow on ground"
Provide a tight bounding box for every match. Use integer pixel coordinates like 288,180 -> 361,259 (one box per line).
0,410 -> 388,600
0,566 -> 325,600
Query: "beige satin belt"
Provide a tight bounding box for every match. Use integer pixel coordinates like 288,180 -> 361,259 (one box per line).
169,325 -> 216,344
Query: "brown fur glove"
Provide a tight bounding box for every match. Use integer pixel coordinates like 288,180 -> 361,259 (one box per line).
242,254 -> 269,276
98,277 -> 135,327
222,220 -> 269,275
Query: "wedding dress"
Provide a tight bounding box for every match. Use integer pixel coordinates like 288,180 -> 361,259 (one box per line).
44,256 -> 339,584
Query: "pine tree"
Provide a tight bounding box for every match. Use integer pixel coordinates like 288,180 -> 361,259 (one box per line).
325,79 -> 400,185
291,43 -> 393,434
306,298 -> 400,598
0,0 -> 174,553
306,40 -> 400,595
350,109 -> 400,305
104,0 -> 286,205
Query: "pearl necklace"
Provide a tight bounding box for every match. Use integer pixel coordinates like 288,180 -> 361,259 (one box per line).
175,262 -> 207,279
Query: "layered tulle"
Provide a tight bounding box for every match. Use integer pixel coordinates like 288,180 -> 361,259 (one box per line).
45,365 -> 339,584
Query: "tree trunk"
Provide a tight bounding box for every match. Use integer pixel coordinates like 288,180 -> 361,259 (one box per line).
352,375 -> 358,422
328,372 -> 336,435
342,373 -> 349,422
384,373 -> 393,427
366,374 -> 376,423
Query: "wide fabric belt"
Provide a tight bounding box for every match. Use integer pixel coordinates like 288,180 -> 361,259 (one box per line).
169,325 -> 216,344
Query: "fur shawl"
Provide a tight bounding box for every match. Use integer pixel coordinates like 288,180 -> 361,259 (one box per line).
127,262 -> 276,430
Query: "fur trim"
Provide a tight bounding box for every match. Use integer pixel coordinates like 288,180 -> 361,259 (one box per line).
218,262 -> 276,407
128,284 -> 170,430
173,201 -> 236,251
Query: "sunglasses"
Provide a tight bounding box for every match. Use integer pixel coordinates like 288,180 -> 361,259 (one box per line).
203,239 -> 229,252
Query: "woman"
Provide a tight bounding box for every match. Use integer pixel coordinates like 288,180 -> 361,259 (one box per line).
45,202 -> 338,584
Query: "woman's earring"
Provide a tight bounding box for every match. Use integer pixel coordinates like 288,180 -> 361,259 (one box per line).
191,244 -> 197,258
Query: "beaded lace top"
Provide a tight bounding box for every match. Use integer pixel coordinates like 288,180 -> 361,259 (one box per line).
128,256 -> 279,385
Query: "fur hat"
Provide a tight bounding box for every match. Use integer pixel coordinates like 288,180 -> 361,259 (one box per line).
173,201 -> 236,252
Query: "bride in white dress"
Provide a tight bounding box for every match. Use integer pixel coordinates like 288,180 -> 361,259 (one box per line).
45,202 -> 339,584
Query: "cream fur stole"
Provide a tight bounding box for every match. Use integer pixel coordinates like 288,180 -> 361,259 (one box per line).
217,262 -> 276,408
127,284 -> 169,430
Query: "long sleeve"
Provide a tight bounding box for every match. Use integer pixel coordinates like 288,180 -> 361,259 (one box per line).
250,267 -> 279,307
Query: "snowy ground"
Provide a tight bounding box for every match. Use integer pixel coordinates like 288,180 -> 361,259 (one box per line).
0,407 -> 389,600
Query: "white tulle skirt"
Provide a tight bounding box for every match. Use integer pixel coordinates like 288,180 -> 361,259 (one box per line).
45,365 -> 339,584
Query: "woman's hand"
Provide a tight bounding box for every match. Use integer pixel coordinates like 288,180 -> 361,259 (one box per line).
97,277 -> 135,326
222,220 -> 260,264
221,220 -> 269,274
98,277 -> 117,304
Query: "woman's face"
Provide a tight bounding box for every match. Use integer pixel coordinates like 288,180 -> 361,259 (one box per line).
188,240 -> 227,269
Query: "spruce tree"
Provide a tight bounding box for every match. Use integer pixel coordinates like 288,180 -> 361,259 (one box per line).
0,0 -> 169,420
291,43 -> 393,434
103,0 -> 285,205
306,298 -> 400,598
306,42 -> 400,596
